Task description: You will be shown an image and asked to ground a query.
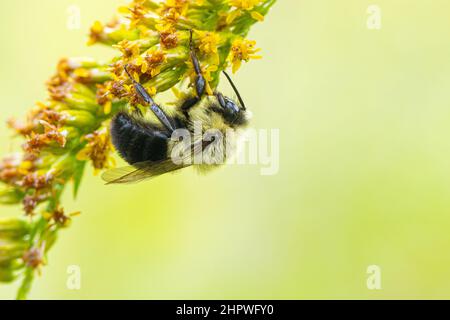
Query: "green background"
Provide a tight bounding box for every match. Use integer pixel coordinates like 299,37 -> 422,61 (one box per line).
1,0 -> 450,299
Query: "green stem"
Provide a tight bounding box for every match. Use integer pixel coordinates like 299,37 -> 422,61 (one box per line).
16,268 -> 34,300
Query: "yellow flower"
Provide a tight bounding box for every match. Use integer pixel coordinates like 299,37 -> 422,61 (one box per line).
96,84 -> 113,115
73,68 -> 92,82
196,31 -> 221,66
228,0 -> 264,23
160,28 -> 179,49
88,21 -> 104,45
163,0 -> 190,16
229,0 -> 262,10
23,121 -> 67,153
203,65 -> 219,83
76,128 -> 115,174
155,19 -> 179,50
135,49 -> 166,77
113,40 -> 141,60
145,86 -> 157,97
119,0 -> 148,26
43,206 -> 77,228
228,38 -> 262,73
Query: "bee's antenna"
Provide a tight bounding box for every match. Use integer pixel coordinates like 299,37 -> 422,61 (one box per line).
222,71 -> 246,110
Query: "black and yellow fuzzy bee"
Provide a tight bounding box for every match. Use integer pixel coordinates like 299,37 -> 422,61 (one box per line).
102,31 -> 251,184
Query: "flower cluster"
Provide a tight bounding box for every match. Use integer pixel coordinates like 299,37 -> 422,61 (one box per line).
0,0 -> 276,299
0,57 -> 119,299
89,0 -> 275,104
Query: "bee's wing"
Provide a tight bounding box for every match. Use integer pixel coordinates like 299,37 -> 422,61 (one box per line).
102,139 -> 203,185
101,159 -> 189,184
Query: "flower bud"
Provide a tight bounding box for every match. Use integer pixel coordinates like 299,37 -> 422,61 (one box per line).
0,187 -> 24,205
62,110 -> 98,131
64,94 -> 102,114
0,218 -> 30,239
0,240 -> 28,264
0,267 -> 16,283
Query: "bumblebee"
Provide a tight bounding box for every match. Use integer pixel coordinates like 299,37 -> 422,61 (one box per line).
102,31 -> 251,184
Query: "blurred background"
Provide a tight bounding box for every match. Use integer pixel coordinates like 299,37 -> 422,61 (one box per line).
1,0 -> 450,299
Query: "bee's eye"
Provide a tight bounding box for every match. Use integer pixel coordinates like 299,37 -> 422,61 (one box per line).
225,99 -> 240,114
228,101 -> 241,113
215,93 -> 241,123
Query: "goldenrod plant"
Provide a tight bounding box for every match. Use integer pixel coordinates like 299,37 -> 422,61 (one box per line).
0,0 -> 276,299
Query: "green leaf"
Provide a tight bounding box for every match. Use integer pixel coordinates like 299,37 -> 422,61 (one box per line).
72,160 -> 86,199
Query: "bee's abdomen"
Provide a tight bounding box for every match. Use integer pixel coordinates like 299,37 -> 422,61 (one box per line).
111,112 -> 169,164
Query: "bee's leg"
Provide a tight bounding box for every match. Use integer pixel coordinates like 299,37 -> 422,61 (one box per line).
189,30 -> 207,99
180,96 -> 200,113
179,30 -> 208,116
124,65 -> 176,132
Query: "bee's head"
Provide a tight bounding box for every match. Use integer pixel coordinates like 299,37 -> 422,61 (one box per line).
209,71 -> 251,128
213,92 -> 249,127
